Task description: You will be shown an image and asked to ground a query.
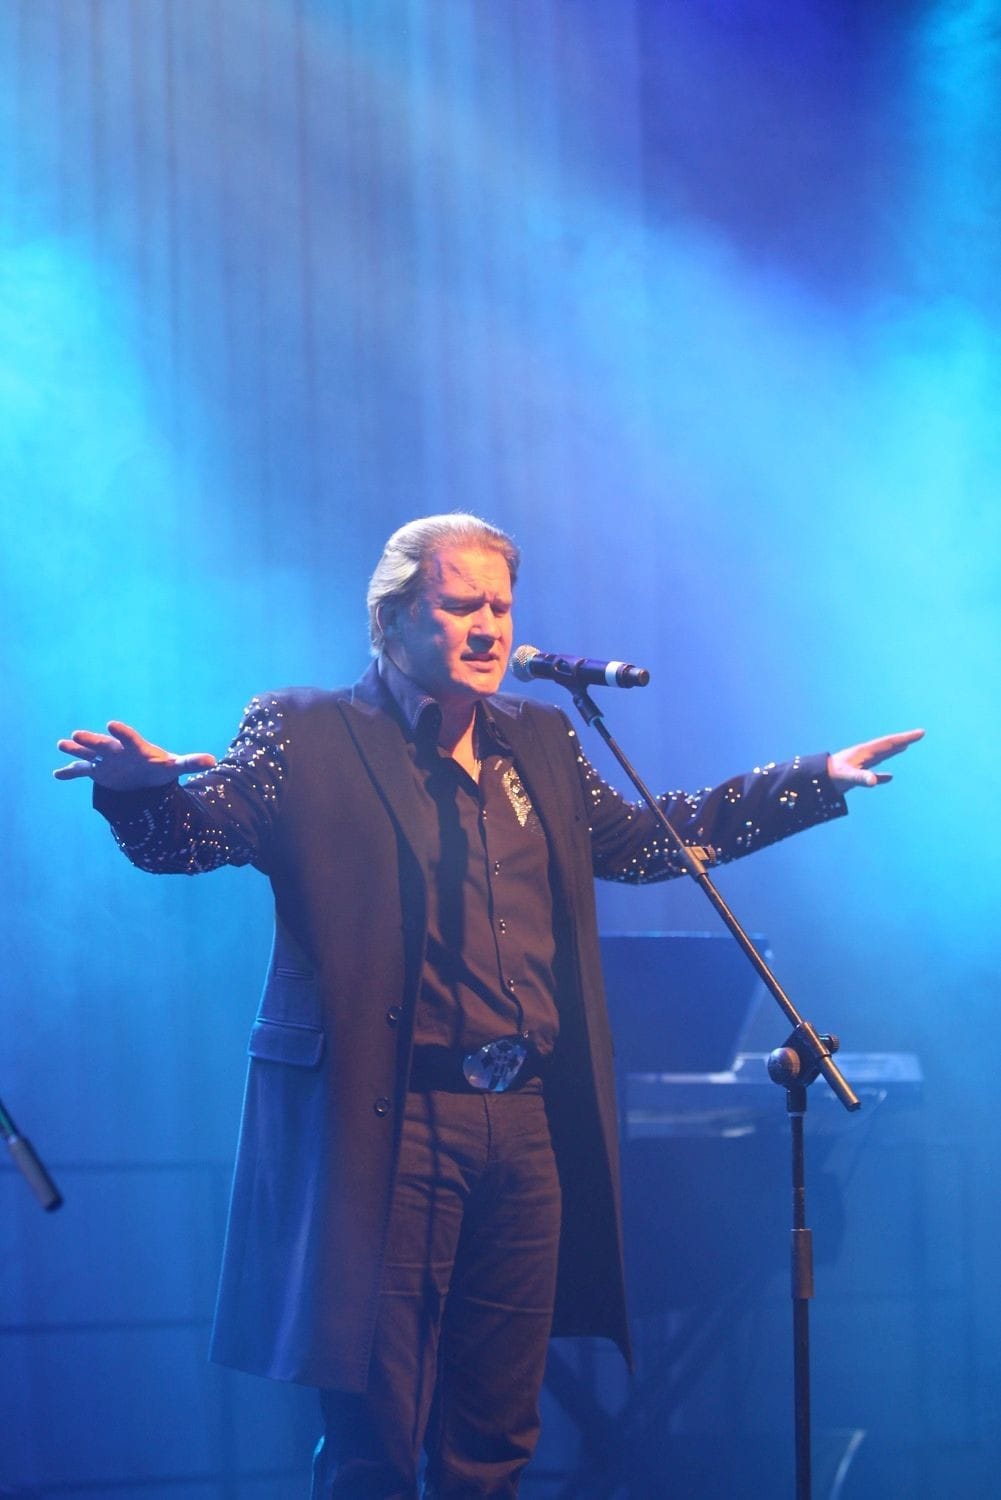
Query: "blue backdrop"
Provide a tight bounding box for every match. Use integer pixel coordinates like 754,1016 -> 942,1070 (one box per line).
2,2 -> 998,1496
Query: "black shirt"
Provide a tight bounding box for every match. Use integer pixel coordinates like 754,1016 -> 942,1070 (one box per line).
379,655 -> 560,1055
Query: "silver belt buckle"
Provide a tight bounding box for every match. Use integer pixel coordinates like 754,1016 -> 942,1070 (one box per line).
462,1036 -> 529,1093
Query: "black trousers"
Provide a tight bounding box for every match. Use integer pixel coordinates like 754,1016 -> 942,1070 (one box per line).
311,1083 -> 562,1499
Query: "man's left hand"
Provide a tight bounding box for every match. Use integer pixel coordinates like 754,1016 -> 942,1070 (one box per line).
827,728 -> 925,792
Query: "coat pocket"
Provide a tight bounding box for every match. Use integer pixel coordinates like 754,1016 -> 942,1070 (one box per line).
248,1016 -> 325,1067
257,967 -> 322,1028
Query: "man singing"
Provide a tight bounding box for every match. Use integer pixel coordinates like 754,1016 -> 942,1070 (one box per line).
55,514 -> 922,1498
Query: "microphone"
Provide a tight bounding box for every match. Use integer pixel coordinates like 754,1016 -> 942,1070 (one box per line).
511,644 -> 651,689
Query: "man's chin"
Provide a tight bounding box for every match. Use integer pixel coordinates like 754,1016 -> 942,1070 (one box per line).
459,667 -> 504,696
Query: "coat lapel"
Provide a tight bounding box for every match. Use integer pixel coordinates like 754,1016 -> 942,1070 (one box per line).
336,664 -> 433,873
339,670 -> 582,907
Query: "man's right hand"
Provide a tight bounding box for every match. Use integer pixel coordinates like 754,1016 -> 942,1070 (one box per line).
53,721 -> 217,789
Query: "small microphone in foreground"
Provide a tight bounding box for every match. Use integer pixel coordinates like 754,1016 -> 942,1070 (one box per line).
511,645 -> 651,689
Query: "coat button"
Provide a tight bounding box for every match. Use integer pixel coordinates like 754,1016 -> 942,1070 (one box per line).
373,1097 -> 391,1117
386,1006 -> 401,1026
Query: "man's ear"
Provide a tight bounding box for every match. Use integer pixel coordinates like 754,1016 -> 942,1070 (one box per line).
377,604 -> 397,639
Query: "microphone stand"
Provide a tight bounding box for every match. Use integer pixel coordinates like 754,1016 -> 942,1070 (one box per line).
567,683 -> 858,1500
1,1091 -> 63,1211
0,1091 -> 62,1499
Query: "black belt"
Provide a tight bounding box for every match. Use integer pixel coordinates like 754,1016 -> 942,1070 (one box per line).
409,1036 -> 545,1094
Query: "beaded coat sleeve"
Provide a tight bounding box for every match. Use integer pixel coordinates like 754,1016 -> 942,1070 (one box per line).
564,725 -> 848,885
92,695 -> 289,876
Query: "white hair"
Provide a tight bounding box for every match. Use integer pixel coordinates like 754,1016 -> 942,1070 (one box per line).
366,513 -> 520,655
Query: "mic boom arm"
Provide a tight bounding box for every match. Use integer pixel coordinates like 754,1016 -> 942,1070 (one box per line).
534,669 -> 860,1115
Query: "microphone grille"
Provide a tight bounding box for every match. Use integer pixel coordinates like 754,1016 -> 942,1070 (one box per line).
511,644 -> 540,683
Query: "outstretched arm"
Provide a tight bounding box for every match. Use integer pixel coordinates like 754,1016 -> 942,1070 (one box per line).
579,720 -> 924,885
53,721 -> 216,788
54,696 -> 290,875
827,728 -> 924,792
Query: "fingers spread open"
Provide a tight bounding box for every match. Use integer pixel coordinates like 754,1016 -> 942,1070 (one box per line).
57,738 -> 98,759
68,729 -> 111,750
52,759 -> 95,781
107,720 -> 144,748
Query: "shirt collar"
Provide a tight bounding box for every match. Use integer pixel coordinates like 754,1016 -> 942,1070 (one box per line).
378,653 -> 441,739
378,653 -> 511,754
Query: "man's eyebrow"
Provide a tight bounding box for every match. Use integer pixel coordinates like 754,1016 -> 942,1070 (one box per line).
438,589 -> 511,606
437,591 -> 480,607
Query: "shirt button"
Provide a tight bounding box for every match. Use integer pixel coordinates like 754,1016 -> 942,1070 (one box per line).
373,1097 -> 391,1117
505,978 -> 517,992
493,861 -> 501,874
386,1006 -> 401,1027
498,918 -> 507,935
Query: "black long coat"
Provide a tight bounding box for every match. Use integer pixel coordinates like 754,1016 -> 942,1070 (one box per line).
96,664 -> 845,1389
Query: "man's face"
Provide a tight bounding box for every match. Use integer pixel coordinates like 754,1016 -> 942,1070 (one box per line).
391,544 -> 514,706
